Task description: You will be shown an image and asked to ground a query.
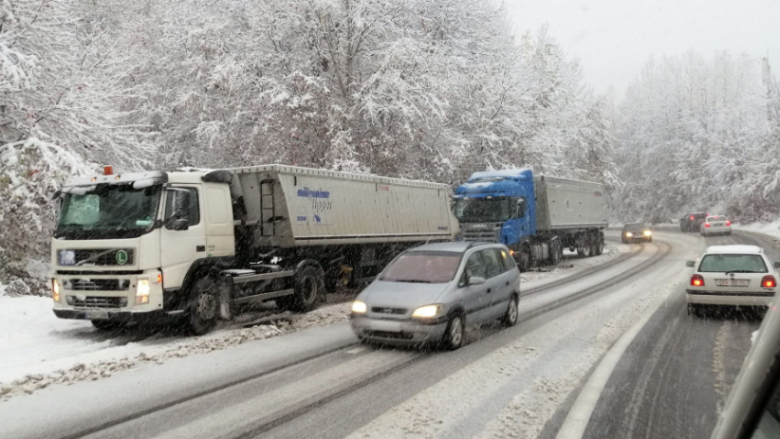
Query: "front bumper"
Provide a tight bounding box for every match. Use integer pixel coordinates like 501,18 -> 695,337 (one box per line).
51,269 -> 165,318
350,314 -> 448,345
52,309 -> 171,323
686,290 -> 774,306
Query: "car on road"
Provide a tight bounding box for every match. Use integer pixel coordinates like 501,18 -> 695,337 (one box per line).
349,242 -> 521,350
680,212 -> 707,232
685,245 -> 780,316
621,223 -> 652,243
700,214 -> 732,236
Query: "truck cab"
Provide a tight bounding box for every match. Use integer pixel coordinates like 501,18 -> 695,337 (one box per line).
453,169 -> 536,245
51,169 -> 234,328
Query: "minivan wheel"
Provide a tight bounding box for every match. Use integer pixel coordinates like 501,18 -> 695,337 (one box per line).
502,295 -> 519,327
443,314 -> 465,350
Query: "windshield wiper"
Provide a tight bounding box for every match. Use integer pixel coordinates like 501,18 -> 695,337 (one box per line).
724,270 -> 759,275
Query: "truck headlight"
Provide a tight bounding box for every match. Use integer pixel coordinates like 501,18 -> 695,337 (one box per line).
52,279 -> 61,303
352,300 -> 367,313
136,278 -> 150,304
643,230 -> 652,237
412,305 -> 441,318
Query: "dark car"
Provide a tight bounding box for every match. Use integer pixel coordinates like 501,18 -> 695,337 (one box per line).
621,223 -> 652,243
680,213 -> 707,232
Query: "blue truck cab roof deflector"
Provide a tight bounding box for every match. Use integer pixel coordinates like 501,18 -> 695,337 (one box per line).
455,168 -> 534,198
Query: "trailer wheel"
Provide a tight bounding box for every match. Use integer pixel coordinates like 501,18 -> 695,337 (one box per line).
285,263 -> 325,312
187,278 -> 220,335
576,236 -> 592,258
593,236 -> 604,256
549,240 -> 562,265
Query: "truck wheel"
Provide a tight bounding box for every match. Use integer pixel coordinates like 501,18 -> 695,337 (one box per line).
91,320 -> 125,331
516,245 -> 532,272
549,241 -> 562,265
577,237 -> 592,258
287,264 -> 325,312
593,237 -> 604,255
187,278 -> 220,335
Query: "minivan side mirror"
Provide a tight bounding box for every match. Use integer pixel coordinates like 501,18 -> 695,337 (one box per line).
468,276 -> 486,286
686,261 -> 695,268
774,262 -> 780,269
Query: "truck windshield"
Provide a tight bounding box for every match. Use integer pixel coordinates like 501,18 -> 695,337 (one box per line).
453,197 -> 517,223
54,184 -> 161,240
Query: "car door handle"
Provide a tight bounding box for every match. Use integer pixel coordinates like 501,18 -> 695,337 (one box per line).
487,288 -> 492,294
506,281 -> 510,286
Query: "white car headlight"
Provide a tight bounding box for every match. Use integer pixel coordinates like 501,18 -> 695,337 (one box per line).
412,305 -> 441,318
643,230 -> 652,237
625,232 -> 633,237
136,278 -> 150,304
351,300 -> 367,313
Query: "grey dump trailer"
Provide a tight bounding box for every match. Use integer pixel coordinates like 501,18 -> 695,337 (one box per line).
51,165 -> 459,334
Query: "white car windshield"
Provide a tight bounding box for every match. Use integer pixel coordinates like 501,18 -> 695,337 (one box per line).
699,254 -> 768,273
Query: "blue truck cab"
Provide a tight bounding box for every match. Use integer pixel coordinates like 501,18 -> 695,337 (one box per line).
453,169 -> 536,246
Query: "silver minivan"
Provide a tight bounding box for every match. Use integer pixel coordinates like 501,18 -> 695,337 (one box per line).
349,242 -> 521,350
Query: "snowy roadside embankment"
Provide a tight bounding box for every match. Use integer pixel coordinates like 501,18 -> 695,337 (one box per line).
0,296 -> 349,401
733,222 -> 780,249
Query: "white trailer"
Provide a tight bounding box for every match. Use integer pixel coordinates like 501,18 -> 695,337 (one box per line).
51,165 -> 459,334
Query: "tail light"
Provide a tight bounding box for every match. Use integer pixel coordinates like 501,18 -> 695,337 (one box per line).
103,165 -> 113,175
691,274 -> 705,287
726,221 -> 731,226
762,276 -> 776,288
690,215 -> 695,220
705,223 -> 710,228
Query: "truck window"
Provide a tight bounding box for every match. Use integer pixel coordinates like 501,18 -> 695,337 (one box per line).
165,188 -> 200,227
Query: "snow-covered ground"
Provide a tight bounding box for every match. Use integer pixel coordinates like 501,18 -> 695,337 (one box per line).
734,221 -> 780,241
0,295 -> 349,400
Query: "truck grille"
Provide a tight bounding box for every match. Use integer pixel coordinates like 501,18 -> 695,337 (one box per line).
67,279 -> 131,291
371,307 -> 408,315
58,249 -> 135,266
461,222 -> 502,243
68,296 -> 127,308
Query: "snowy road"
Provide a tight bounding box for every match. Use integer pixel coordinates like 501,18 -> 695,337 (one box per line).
0,230 -> 763,439
573,230 -> 769,439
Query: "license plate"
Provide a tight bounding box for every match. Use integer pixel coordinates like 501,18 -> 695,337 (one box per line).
369,320 -> 403,332
716,279 -> 749,287
84,310 -> 109,319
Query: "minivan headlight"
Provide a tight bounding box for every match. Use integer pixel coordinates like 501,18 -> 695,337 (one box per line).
352,300 -> 367,314
412,305 -> 441,318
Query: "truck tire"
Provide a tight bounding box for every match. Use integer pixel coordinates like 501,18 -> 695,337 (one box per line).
516,244 -> 532,272
593,236 -> 604,255
279,263 -> 325,312
549,240 -> 562,265
187,278 -> 221,335
577,236 -> 592,258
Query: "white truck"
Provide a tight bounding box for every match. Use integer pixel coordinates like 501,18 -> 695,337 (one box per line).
51,165 -> 459,334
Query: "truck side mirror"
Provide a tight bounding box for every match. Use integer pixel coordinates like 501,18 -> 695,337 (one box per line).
165,189 -> 191,230
516,200 -> 526,218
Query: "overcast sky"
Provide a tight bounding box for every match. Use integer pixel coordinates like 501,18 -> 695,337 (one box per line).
508,0 -> 780,99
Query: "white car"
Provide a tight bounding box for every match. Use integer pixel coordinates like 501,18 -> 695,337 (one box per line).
685,245 -> 779,316
700,214 -> 732,236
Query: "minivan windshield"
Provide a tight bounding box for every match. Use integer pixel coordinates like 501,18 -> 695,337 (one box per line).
379,251 -> 463,284
698,254 -> 768,273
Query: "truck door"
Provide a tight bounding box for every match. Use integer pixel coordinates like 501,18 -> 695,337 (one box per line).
160,187 -> 207,290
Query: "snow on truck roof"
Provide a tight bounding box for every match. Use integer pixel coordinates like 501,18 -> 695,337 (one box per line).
704,245 -> 764,255
62,165 -> 448,190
